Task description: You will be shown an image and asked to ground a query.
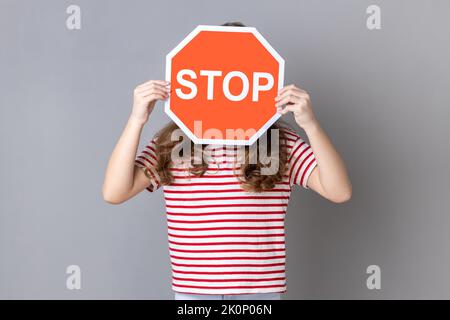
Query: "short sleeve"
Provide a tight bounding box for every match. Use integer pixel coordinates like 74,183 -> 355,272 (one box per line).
288,136 -> 318,189
134,138 -> 161,192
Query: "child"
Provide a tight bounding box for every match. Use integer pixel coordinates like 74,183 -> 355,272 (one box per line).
103,25 -> 351,301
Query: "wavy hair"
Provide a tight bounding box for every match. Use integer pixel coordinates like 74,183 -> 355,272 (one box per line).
151,120 -> 291,192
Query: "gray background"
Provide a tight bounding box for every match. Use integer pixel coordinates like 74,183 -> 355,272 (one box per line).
1,0 -> 449,299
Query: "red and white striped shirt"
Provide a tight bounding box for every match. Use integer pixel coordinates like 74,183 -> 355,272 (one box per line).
134,128 -> 318,295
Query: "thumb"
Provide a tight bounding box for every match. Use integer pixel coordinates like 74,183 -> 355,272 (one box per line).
279,105 -> 294,115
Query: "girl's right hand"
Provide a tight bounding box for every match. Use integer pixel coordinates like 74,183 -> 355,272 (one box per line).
130,79 -> 170,125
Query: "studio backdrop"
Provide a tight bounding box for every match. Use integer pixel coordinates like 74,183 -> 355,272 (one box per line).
1,0 -> 449,299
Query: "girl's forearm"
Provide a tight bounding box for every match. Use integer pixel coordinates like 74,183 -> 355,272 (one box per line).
102,115 -> 145,202
302,120 -> 352,200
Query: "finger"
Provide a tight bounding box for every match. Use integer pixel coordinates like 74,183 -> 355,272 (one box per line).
137,81 -> 170,91
136,83 -> 170,95
277,88 -> 306,100
140,87 -> 170,97
278,85 -> 308,96
275,93 -> 301,107
142,93 -> 167,101
278,104 -> 296,115
143,79 -> 170,86
275,89 -> 309,104
138,86 -> 170,97
136,80 -> 170,89
275,89 -> 302,101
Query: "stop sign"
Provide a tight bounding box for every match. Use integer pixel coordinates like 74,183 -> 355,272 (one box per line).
165,25 -> 285,145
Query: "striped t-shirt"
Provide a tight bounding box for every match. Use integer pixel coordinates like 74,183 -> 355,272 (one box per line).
134,128 -> 318,295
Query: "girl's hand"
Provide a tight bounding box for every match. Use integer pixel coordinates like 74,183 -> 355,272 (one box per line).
130,80 -> 170,125
275,84 -> 317,129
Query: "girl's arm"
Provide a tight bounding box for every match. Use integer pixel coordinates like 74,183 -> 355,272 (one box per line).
102,80 -> 170,204
276,84 -> 352,203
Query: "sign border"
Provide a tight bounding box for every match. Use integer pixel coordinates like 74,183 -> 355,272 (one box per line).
165,25 -> 285,146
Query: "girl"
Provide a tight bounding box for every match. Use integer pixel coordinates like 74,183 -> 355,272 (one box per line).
103,23 -> 352,300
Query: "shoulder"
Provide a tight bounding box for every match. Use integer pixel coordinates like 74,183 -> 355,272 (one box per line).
279,127 -> 301,141
278,127 -> 303,152
143,134 -> 160,149
277,126 -> 312,162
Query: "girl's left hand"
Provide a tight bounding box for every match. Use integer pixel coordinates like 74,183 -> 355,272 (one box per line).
275,84 -> 317,129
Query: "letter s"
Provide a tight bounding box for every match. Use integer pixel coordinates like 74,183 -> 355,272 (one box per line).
176,69 -> 197,100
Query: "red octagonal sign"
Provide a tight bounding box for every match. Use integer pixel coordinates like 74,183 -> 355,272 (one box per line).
165,25 -> 285,145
